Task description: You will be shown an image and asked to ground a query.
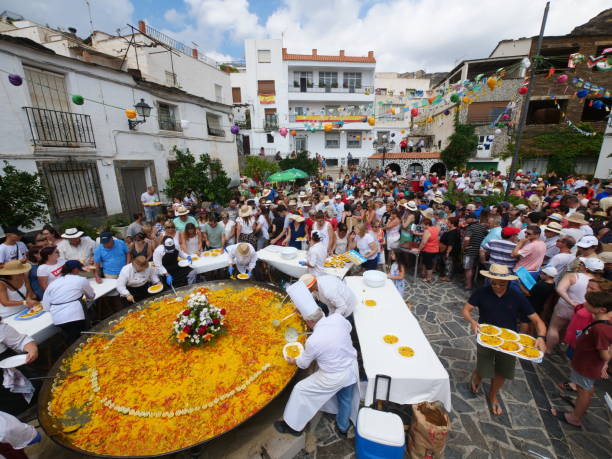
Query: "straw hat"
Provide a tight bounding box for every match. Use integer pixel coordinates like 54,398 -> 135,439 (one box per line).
567,212 -> 588,225
548,213 -> 563,222
420,208 -> 434,219
593,211 -> 607,218
433,197 -> 444,204
288,200 -> 297,206
290,214 -> 305,223
404,200 -> 418,212
237,243 -> 250,256
238,205 -> 252,217
544,222 -> 562,234
598,252 -> 612,264
61,227 -> 84,239
0,260 -> 31,275
479,264 -> 518,281
299,273 -> 316,289
175,205 -> 189,216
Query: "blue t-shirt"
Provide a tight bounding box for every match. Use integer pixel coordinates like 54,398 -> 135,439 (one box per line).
94,239 -> 128,276
596,191 -> 609,200
468,286 -> 534,331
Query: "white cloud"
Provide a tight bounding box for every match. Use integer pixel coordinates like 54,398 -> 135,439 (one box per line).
163,9 -> 186,25
185,0 -> 265,42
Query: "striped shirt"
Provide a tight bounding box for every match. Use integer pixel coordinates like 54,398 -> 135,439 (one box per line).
465,223 -> 489,256
483,239 -> 517,267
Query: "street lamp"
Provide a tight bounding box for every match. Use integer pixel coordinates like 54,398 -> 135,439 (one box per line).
128,98 -> 152,130
373,135 -> 396,168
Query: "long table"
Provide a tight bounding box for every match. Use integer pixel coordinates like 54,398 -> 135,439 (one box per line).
256,246 -> 352,279
186,251 -> 231,274
4,278 -> 118,343
346,276 -> 452,412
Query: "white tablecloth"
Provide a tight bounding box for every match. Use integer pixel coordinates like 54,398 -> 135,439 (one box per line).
187,252 -> 231,274
346,276 -> 452,412
4,278 -> 118,344
256,247 -> 352,279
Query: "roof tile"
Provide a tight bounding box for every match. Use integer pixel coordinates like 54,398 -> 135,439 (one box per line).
282,49 -> 375,63
368,152 -> 441,160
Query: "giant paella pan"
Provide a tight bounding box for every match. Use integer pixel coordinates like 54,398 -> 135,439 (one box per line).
38,280 -> 305,457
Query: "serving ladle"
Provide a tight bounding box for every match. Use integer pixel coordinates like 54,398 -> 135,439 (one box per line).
272,312 -> 297,328
284,326 -> 312,343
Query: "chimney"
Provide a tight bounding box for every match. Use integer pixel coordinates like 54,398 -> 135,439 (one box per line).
67,27 -> 77,36
138,20 -> 146,33
282,47 -> 287,55
339,50 -> 345,57
312,49 -> 317,56
368,51 -> 374,58
192,48 -> 198,59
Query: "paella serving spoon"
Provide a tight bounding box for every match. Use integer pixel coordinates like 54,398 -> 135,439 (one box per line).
272,312 -> 297,328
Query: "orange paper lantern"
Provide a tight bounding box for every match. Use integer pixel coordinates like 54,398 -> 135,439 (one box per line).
462,96 -> 471,104
125,109 -> 137,119
324,124 -> 333,132
290,130 -> 297,137
487,77 -> 497,90
367,117 -> 375,126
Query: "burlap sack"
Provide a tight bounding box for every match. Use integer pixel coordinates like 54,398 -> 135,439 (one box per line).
408,402 -> 450,459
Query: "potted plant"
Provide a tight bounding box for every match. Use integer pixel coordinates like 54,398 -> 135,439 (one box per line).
343,81 -> 349,89
331,82 -> 338,89
293,80 -> 299,87
307,81 -> 313,88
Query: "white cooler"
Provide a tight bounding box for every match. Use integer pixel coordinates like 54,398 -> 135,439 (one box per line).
355,407 -> 405,459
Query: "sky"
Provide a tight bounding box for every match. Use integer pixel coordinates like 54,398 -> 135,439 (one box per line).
1,0 -> 609,72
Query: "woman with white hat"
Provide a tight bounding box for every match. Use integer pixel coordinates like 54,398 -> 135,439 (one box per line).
0,261 -> 38,318
236,205 -> 259,246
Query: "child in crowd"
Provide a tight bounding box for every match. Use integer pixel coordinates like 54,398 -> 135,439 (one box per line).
387,250 -> 406,297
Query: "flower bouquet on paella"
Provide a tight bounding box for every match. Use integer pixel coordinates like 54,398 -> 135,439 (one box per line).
171,292 -> 226,346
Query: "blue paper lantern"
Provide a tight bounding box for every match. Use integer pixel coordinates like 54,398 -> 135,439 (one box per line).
592,100 -> 605,110
576,89 -> 589,99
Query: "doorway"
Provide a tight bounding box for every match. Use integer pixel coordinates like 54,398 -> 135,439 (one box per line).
430,162 -> 447,177
387,163 -> 402,175
121,168 -> 147,218
300,77 -> 307,92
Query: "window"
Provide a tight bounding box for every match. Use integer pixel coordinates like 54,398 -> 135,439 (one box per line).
294,107 -> 304,115
575,158 -> 597,175
325,132 -> 340,148
295,135 -> 307,152
324,105 -> 340,115
257,80 -> 275,95
377,131 -> 390,143
595,44 -> 612,56
257,49 -> 271,63
319,72 -> 338,91
347,131 -> 362,148
24,66 -> 70,111
537,47 -> 579,72
158,102 -> 181,131
343,72 -> 362,91
326,158 -> 339,166
581,98 -> 612,122
526,99 -> 567,125
476,135 -> 495,158
467,101 -> 510,124
232,87 -> 242,103
267,133 -> 274,143
215,84 -> 223,103
165,71 -> 177,87
408,163 -> 423,174
264,108 -> 278,130
206,113 -> 224,137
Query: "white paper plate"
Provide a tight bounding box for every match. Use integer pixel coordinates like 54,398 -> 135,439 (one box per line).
147,284 -> 164,294
178,260 -> 190,267
0,354 -> 28,369
282,342 -> 304,360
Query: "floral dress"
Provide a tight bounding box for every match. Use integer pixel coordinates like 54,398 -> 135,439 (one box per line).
390,262 -> 406,297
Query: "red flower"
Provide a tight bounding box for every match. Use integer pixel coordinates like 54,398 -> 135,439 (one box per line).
213,318 -> 220,325
220,309 -> 226,315
183,325 -> 191,333
197,326 -> 206,335
183,310 -> 191,316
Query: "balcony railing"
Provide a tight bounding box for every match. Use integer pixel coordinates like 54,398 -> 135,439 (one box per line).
264,121 -> 279,131
207,126 -> 225,137
23,106 -> 96,148
158,118 -> 183,132
466,113 -> 509,125
289,114 -> 368,123
288,85 -> 374,95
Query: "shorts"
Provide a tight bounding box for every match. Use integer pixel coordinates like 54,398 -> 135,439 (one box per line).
476,344 -> 516,380
569,367 -> 595,391
552,301 -> 574,321
422,251 -> 437,270
463,254 -> 478,270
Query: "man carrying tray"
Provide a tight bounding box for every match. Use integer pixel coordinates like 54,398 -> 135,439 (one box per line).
462,264 -> 547,416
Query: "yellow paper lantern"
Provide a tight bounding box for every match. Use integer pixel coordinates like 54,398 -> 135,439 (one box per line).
125,109 -> 137,119
367,117 -> 375,126
462,96 -> 471,105
400,129 -> 406,134
356,136 -> 361,140
487,77 -> 497,90
324,124 -> 333,132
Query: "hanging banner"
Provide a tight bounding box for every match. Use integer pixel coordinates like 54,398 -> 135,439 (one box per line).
295,115 -> 366,123
258,95 -> 275,104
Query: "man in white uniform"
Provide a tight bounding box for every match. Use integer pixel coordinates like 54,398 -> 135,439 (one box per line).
300,273 -> 357,318
226,243 -> 257,278
277,280 -> 359,436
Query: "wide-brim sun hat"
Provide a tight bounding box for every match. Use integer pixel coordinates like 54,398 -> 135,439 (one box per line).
567,213 -> 588,225
262,189 -> 271,197
0,260 -> 31,275
237,243 -> 251,256
420,208 -> 434,219
238,205 -> 252,217
404,201 -> 418,212
61,227 -> 84,239
544,222 -> 562,234
433,197 -> 444,204
291,215 -> 305,222
299,273 -> 316,289
480,264 -> 518,281
175,206 -> 189,216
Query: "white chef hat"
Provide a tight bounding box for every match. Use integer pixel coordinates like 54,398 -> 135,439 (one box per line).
286,279 -> 319,319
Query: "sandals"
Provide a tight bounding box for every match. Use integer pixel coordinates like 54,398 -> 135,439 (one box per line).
559,394 -> 576,408
558,382 -> 577,393
550,408 -> 581,429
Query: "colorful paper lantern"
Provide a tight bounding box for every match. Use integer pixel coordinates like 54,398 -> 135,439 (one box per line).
450,94 -> 460,103
391,133 -> 395,137
71,94 -> 84,105
324,124 -> 333,132
576,89 -> 589,98
428,97 -> 434,104
279,127 -> 288,137
8,74 -> 22,86
593,100 -> 605,110
502,114 -> 510,121
518,86 -> 528,95
362,116 -> 368,122
495,128 -> 502,134
367,117 -> 375,126
230,125 -> 240,135
356,136 -> 361,140
462,96 -> 471,104
487,77 -> 497,90
410,108 -> 418,117
125,109 -> 137,119
426,116 -> 433,123
400,129 -> 406,134
443,109 -> 450,116
290,130 -> 297,136
556,74 -> 568,84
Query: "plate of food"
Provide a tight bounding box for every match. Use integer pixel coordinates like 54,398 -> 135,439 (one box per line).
499,341 -> 522,353
498,328 -> 520,342
477,334 -> 503,347
398,346 -> 415,358
517,346 -> 544,361
178,260 -> 190,267
283,342 -> 304,360
0,354 -> 28,369
147,283 -> 164,294
15,305 -> 44,320
237,273 -> 249,280
363,299 -> 377,307
190,255 -> 200,261
518,333 -> 536,348
479,324 -> 501,336
295,237 -> 306,242
383,334 -> 399,344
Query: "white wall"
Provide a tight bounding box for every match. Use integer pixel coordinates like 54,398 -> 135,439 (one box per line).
489,39 -> 532,58
594,121 -> 612,179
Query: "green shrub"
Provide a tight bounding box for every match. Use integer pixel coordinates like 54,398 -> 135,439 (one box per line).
59,217 -> 99,239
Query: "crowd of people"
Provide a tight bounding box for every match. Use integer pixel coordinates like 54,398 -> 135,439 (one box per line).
1,165 -> 612,451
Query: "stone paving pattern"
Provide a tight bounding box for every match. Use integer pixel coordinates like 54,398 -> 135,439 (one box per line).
304,279 -> 612,458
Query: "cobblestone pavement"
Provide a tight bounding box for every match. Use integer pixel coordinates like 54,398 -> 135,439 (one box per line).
305,278 -> 612,459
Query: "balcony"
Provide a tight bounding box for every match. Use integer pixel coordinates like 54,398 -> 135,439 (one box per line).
264,114 -> 278,131
466,113 -> 508,125
158,118 -> 183,132
288,84 -> 373,95
207,126 -> 225,137
23,106 -> 96,148
289,114 -> 368,124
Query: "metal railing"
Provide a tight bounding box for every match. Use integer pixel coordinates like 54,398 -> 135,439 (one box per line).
23,106 -> 96,148
466,113 -> 509,124
288,114 -> 368,122
207,126 -> 225,137
144,24 -> 194,57
288,85 -> 374,95
158,118 -> 183,132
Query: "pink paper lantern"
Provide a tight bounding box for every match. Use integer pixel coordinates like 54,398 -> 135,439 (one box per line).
556,74 -> 568,84
279,127 -> 288,137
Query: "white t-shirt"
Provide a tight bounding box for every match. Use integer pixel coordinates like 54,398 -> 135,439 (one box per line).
548,252 -> 575,282
311,222 -> 331,246
0,242 -> 28,264
140,192 -> 159,205
256,215 -> 269,240
223,220 -> 236,244
356,232 -> 378,260
236,217 -> 254,235
37,261 -> 65,286
57,237 -> 95,263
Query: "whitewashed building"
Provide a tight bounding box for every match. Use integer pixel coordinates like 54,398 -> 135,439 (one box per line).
0,33 -> 238,223
230,39 -> 376,167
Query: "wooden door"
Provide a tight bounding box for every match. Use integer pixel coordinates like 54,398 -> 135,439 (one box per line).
121,168 -> 147,218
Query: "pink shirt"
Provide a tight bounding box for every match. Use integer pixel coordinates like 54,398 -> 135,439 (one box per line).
515,240 -> 546,272
563,304 -> 592,348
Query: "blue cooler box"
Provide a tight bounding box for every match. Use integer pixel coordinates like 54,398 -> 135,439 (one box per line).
355,407 -> 405,459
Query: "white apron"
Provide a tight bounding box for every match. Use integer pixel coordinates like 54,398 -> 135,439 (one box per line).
284,360 -> 360,431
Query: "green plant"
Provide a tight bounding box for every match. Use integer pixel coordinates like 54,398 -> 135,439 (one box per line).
106,214 -> 130,227
244,156 -> 279,184
279,151 -> 318,176
59,217 -> 99,239
0,161 -> 48,230
441,115 -> 479,170
164,147 -> 231,204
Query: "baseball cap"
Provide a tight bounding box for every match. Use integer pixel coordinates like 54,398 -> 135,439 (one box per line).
541,266 -> 558,278
576,235 -> 599,248
64,260 -> 84,271
579,257 -> 604,272
100,231 -> 113,244
502,227 -> 520,237
164,238 -> 175,247
4,226 -> 24,236
467,212 -> 478,220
